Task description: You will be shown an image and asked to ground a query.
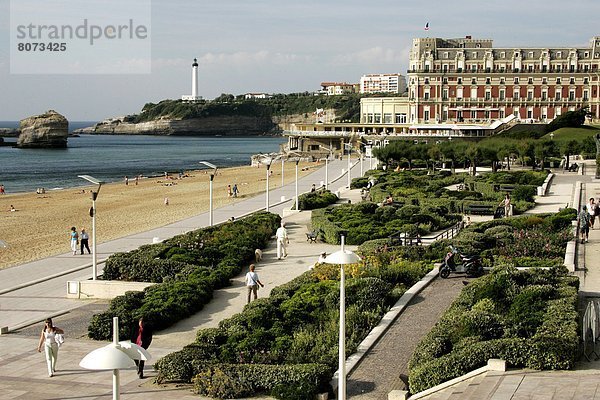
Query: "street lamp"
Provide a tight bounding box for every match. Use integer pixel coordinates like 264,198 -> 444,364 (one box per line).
288,152 -> 302,210
319,145 -> 332,190
324,235 -> 361,400
80,317 -> 151,400
281,156 -> 285,187
199,161 -> 218,226
345,143 -> 352,189
78,175 -> 104,280
260,156 -> 273,212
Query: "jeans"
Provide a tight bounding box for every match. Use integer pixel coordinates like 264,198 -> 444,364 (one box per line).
44,343 -> 58,376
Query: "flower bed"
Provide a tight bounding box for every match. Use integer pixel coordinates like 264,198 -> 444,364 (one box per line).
88,212 -> 281,340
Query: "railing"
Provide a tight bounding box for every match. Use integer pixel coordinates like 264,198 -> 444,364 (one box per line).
583,299 -> 600,361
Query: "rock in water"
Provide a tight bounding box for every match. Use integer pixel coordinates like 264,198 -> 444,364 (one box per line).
17,110 -> 68,148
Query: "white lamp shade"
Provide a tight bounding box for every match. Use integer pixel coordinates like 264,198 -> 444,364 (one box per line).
324,249 -> 361,265
79,344 -> 136,370
118,341 -> 152,361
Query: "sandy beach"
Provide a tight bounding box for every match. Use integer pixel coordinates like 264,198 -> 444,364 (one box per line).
0,161 -> 319,270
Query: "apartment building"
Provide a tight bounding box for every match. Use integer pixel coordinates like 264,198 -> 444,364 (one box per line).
320,82 -> 358,96
360,73 -> 407,94
407,35 -> 600,123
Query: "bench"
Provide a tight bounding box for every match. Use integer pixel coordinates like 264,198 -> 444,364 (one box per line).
465,204 -> 494,215
306,230 -> 319,243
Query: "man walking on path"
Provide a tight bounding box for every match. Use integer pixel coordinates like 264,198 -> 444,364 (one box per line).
245,264 -> 264,303
275,222 -> 289,259
80,228 -> 91,255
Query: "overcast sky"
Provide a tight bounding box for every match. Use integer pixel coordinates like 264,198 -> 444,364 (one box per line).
0,0 -> 598,121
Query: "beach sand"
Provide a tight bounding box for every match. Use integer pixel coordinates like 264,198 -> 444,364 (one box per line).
0,162 -> 319,270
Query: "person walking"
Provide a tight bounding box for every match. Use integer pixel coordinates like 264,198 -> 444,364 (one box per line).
70,227 -> 79,255
37,318 -> 64,377
227,184 -> 233,197
232,184 -> 239,198
579,206 -> 591,244
124,176 -> 129,186
80,228 -> 91,255
275,222 -> 289,260
586,197 -> 596,229
130,317 -> 153,379
245,264 -> 264,303
500,193 -> 511,217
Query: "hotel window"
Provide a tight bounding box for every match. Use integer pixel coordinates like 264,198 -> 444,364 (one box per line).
499,109 -> 505,118
585,51 -> 590,58
383,113 -> 392,123
584,65 -> 589,72
569,90 -> 575,101
442,110 -> 448,121
514,77 -> 519,84
424,110 -> 430,121
442,64 -> 448,73
557,51 -> 562,58
528,52 -> 534,58
555,107 -> 561,117
584,90 -> 589,101
513,90 -> 520,99
471,88 -> 478,99
542,108 -> 547,120
442,77 -> 448,84
555,90 -> 561,100
500,77 -> 505,84
528,77 -> 533,84
442,89 -> 448,100
528,65 -> 534,72
515,52 -> 519,57
472,52 -> 478,58
513,107 -> 520,118
471,64 -> 477,72
395,113 -> 407,123
527,90 -> 533,100
424,78 -> 430,84
556,65 -> 562,72
471,78 -> 477,84
485,77 -> 491,84
542,90 -> 547,100
457,88 -> 464,99
424,91 -> 430,100
527,108 -> 533,119
499,65 -> 506,72
471,110 -> 477,119
485,110 -> 490,119
500,51 -> 505,58
374,113 -> 381,123
569,77 -> 575,84
485,90 -> 491,100
556,77 -> 561,84
457,77 -> 463,84
444,52 -> 449,58
499,89 -> 505,100
542,77 -> 547,84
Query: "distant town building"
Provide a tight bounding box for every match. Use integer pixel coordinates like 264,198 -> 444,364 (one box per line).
244,93 -> 271,100
182,58 -> 203,102
320,82 -> 358,96
407,35 -> 600,123
360,73 -> 407,94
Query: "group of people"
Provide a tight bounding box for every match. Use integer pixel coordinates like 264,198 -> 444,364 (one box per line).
227,184 -> 239,198
579,197 -> 600,244
69,226 -> 90,255
37,317 -> 152,379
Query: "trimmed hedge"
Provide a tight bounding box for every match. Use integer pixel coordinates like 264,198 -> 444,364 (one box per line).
297,190 -> 338,210
88,212 -> 281,340
193,363 -> 330,399
408,265 -> 579,393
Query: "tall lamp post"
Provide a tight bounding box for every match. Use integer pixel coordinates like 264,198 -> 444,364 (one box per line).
345,143 -> 352,189
260,156 -> 273,212
281,157 -> 285,187
288,152 -> 302,210
324,234 -> 361,400
78,175 -> 104,280
319,145 -> 332,190
199,161 -> 218,226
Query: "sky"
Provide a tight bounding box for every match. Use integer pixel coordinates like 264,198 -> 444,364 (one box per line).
0,0 -> 598,121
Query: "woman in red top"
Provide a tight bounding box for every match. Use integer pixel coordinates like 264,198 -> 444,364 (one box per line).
130,317 -> 153,379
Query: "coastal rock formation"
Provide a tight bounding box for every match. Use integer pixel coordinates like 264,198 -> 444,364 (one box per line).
17,110 -> 68,148
75,115 -> 274,136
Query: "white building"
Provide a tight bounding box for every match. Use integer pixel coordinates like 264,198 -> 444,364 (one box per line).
360,73 -> 407,94
320,82 -> 358,96
244,93 -> 270,99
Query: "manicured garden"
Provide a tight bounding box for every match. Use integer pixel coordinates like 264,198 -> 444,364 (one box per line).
88,212 -> 281,340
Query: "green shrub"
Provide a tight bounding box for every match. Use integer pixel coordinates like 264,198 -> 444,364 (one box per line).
297,190 -> 338,210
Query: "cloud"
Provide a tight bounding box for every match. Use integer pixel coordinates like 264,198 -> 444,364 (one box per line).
330,47 -> 405,67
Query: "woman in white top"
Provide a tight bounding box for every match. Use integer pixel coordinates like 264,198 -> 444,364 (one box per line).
37,318 -> 64,377
586,198 -> 596,229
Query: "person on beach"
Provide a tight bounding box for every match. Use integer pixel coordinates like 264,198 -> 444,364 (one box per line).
37,318 -> 64,377
130,317 -> 152,379
227,184 -> 233,197
135,176 -> 139,186
0,184 -> 4,194
70,226 -> 78,255
245,264 -> 264,304
9,204 -> 17,212
80,228 -> 91,255
586,198 -> 596,229
275,222 -> 289,260
232,184 -> 239,198
125,176 -> 129,186
164,197 -> 169,206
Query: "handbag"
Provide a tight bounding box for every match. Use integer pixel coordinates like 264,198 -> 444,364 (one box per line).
55,333 -> 65,347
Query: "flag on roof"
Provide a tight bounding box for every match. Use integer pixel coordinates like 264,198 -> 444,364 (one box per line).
424,22 -> 429,31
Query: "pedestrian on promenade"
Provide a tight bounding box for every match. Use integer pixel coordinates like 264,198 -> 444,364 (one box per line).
245,264 -> 264,303
70,226 -> 79,255
275,222 -> 289,259
37,318 -> 64,377
80,228 -> 91,254
586,198 -> 596,229
227,184 -> 233,197
579,206 -> 591,244
130,317 -> 153,379
232,184 -> 239,198
311,184 -> 316,192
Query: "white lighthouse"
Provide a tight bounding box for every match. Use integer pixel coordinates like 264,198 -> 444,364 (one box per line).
182,58 -> 203,102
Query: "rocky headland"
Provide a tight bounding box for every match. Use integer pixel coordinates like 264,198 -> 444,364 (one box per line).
17,110 -> 68,148
75,115 -> 275,136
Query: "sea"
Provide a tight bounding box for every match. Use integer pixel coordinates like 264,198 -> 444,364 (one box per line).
0,121 -> 286,194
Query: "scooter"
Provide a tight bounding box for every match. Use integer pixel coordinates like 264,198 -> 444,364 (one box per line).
439,245 -> 483,279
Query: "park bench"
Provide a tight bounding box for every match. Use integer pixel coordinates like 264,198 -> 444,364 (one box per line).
465,204 -> 494,215
306,230 -> 319,243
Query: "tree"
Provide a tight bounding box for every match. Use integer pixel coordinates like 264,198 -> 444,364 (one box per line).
439,141 -> 457,173
517,141 -> 535,168
545,107 -> 589,133
465,145 -> 482,176
561,140 -> 580,170
427,144 -> 443,172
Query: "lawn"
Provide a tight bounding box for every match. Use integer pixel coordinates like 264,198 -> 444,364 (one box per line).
540,125 -> 600,144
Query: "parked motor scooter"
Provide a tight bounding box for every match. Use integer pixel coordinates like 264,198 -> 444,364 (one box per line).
439,245 -> 483,278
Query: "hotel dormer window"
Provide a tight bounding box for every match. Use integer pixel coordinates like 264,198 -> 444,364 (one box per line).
556,77 -> 561,84
514,77 -> 519,84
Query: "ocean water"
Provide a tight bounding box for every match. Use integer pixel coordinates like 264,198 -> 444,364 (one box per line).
0,126 -> 285,193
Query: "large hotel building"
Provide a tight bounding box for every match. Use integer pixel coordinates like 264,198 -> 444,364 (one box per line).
407,35 -> 600,123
